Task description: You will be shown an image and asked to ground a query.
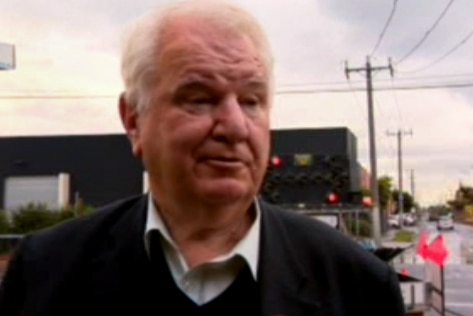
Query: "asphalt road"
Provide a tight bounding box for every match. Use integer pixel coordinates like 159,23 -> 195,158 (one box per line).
393,222 -> 473,316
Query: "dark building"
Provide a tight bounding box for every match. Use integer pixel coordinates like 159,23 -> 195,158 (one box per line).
0,127 -> 362,211
0,134 -> 144,211
262,127 -> 361,207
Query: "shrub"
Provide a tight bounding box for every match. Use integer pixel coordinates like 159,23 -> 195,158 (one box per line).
61,203 -> 93,217
393,229 -> 416,242
0,203 -> 94,254
9,202 -> 94,234
345,218 -> 372,238
0,210 -> 9,234
10,203 -> 60,234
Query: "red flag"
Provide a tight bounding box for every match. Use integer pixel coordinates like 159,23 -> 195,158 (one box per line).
416,230 -> 429,259
426,235 -> 449,266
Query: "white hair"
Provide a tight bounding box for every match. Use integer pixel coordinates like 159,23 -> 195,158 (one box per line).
120,0 -> 274,112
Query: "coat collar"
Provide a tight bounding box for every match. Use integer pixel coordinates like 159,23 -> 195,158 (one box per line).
98,195 -> 326,315
83,195 -> 151,314
258,199 -> 327,316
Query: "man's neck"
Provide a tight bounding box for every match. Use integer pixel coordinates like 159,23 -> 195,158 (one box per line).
153,197 -> 256,268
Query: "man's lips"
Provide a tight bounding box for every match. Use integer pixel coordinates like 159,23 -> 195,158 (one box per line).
200,156 -> 247,168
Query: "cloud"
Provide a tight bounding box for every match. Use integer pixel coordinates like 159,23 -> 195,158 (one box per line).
0,100 -> 122,136
271,82 -> 473,206
1,0 -> 472,206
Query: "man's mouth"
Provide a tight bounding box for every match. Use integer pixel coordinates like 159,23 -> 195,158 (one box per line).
203,157 -> 245,167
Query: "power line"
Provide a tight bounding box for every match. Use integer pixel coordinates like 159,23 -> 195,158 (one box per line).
0,95 -> 116,100
3,72 -> 473,97
397,0 -> 457,64
276,81 -> 473,95
399,28 -> 473,74
393,72 -> 473,81
1,81 -> 473,100
278,72 -> 473,88
0,81 -> 472,100
390,77 -> 403,127
371,0 -> 398,57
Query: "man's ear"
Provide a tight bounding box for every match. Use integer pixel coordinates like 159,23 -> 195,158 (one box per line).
119,93 -> 143,158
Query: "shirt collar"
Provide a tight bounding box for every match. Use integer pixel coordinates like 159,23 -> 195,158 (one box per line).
144,194 -> 261,279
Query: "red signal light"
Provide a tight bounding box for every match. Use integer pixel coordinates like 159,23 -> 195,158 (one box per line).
362,196 -> 373,207
270,156 -> 282,167
327,192 -> 339,204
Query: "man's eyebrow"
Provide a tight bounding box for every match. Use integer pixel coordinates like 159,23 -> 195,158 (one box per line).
173,77 -> 268,93
174,80 -> 214,93
242,80 -> 268,91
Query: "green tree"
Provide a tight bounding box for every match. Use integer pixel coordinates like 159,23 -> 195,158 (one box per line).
10,203 -> 58,234
378,175 -> 393,212
391,190 -> 414,213
427,204 -> 450,219
461,186 -> 473,202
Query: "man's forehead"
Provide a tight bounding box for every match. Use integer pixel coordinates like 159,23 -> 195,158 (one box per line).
173,75 -> 269,94
178,65 -> 267,81
158,36 -> 267,79
159,16 -> 262,60
161,14 -> 230,37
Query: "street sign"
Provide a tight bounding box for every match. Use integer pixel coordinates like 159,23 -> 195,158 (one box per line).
0,42 -> 15,70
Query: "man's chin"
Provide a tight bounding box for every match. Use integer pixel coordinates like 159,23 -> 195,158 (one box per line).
197,180 -> 253,204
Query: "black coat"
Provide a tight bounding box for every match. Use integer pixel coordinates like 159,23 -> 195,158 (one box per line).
0,195 -> 405,316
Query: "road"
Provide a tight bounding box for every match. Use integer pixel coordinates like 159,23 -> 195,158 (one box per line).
392,222 -> 473,316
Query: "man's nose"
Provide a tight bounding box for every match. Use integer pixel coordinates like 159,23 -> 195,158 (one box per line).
212,95 -> 249,143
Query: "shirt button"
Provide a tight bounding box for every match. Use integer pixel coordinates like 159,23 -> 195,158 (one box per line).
182,278 -> 191,290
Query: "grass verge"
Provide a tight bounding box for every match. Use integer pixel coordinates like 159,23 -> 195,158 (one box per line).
392,229 -> 417,243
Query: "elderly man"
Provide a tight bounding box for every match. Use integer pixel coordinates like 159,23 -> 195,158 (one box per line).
0,1 -> 405,315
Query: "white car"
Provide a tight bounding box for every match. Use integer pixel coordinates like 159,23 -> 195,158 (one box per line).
388,215 -> 400,229
437,215 -> 454,231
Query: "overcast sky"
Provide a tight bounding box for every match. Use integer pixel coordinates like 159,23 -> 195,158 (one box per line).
1,0 -> 473,206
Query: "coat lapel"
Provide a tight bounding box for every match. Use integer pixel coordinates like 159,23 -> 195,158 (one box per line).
81,196 -> 329,315
258,201 -> 328,316
83,195 -> 152,314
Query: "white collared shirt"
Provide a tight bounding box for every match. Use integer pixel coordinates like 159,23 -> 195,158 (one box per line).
144,195 -> 261,305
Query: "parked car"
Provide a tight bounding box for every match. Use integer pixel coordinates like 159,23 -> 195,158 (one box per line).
437,214 -> 454,231
402,213 -> 416,226
388,215 -> 400,229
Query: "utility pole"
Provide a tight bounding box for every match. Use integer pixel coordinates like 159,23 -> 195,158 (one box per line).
387,129 -> 413,229
410,169 -> 415,205
345,56 -> 393,246
411,168 -> 424,229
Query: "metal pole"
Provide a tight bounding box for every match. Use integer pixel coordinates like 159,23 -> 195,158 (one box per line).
365,56 -> 382,246
398,130 -> 404,228
345,57 -> 393,246
387,129 -> 412,228
441,265 -> 446,316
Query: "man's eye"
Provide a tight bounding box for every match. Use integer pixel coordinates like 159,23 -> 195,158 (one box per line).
189,96 -> 216,105
239,96 -> 260,107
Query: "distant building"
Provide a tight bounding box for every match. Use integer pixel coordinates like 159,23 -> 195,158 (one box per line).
359,164 -> 371,191
0,127 -> 364,211
262,127 -> 362,206
0,134 -> 144,212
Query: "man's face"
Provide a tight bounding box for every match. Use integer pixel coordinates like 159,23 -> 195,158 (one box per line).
130,18 -> 271,206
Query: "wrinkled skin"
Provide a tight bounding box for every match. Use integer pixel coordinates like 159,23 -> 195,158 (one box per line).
120,16 -> 271,228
